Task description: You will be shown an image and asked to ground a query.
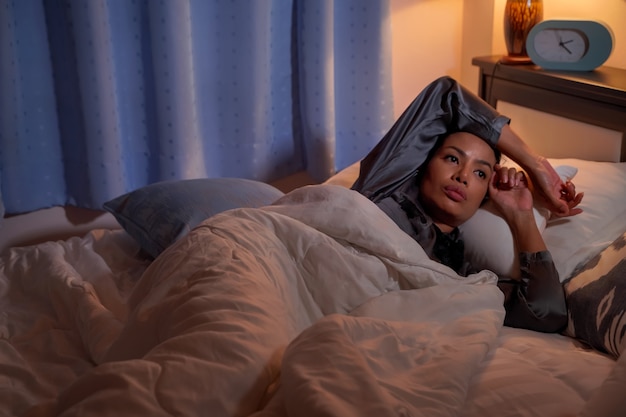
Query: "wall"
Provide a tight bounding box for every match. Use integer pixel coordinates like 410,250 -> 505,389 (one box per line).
390,0 -> 465,117
390,0 -> 626,116
491,0 -> 626,71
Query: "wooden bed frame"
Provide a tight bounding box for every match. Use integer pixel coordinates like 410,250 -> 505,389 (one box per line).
472,55 -> 626,162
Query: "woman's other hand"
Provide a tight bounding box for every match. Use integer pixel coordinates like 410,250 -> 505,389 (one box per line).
489,165 -> 534,216
530,157 -> 584,218
489,165 -> 547,253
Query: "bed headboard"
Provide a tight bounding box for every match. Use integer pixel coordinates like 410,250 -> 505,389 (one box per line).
472,56 -> 626,162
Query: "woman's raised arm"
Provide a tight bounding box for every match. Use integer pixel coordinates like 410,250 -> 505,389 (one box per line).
496,124 -> 584,217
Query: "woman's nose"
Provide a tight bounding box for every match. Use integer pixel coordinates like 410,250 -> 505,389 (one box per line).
454,169 -> 468,185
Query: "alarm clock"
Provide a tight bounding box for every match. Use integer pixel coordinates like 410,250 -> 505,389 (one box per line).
526,19 -> 614,71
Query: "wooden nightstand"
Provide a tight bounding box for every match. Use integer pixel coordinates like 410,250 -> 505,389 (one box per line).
472,55 -> 626,161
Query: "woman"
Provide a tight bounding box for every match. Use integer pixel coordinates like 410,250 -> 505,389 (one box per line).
351,76 -> 583,333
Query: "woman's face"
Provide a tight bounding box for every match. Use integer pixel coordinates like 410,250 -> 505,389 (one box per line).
418,132 -> 497,232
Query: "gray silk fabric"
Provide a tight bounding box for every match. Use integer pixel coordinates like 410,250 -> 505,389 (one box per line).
352,76 -> 509,203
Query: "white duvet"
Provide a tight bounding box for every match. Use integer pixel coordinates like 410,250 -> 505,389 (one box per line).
0,185 -> 621,417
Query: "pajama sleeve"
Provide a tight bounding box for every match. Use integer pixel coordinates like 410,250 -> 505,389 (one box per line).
497,251 -> 568,333
351,76 -> 510,203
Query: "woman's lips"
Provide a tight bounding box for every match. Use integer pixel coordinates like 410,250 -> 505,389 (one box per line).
444,185 -> 466,202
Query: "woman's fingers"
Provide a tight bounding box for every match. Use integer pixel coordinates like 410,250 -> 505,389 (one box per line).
494,165 -> 527,188
551,181 -> 584,218
561,180 -> 578,200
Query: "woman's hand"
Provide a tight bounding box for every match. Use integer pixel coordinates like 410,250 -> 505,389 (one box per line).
489,165 -> 534,216
528,157 -> 584,218
488,165 -> 547,253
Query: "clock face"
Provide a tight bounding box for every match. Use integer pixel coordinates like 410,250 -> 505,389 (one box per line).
533,29 -> 588,62
526,20 -> 614,71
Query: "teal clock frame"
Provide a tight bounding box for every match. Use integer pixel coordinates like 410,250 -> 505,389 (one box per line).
526,20 -> 614,71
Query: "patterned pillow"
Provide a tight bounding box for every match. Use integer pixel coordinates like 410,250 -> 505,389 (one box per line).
564,231 -> 626,358
104,178 -> 284,259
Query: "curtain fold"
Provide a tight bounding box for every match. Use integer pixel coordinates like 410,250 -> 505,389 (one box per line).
0,0 -> 393,215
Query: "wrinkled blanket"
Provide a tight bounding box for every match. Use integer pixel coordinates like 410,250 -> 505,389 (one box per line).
0,184 -> 549,416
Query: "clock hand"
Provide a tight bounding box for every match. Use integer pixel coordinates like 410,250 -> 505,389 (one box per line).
556,34 -> 573,54
558,40 -> 573,54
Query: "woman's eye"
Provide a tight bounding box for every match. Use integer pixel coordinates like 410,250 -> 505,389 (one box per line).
445,155 -> 458,163
475,170 -> 486,179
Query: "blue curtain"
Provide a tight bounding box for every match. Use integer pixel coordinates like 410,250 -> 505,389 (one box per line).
0,0 -> 393,215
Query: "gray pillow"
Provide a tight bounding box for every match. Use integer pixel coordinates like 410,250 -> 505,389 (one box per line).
104,178 -> 284,259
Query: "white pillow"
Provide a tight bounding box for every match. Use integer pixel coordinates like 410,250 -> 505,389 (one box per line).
542,158 -> 626,281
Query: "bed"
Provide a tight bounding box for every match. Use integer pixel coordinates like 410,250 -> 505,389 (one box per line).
1,150 -> 626,416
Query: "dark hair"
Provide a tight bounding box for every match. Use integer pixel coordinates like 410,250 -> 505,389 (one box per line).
492,144 -> 502,164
